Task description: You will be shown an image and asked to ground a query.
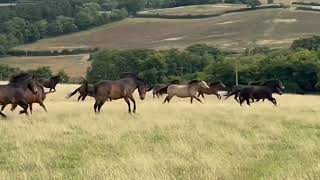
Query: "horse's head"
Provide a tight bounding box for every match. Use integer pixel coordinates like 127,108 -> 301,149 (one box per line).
27,76 -> 39,94
210,81 -> 226,91
138,82 -> 148,100
264,79 -> 285,94
10,73 -> 38,94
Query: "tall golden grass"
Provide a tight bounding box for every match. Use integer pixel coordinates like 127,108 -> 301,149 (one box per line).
0,84 -> 319,179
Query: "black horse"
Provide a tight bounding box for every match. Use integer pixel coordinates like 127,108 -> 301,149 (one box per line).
38,75 -> 61,94
228,80 -> 285,106
0,73 -> 38,118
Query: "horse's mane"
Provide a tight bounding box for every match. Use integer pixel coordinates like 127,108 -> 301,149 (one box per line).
250,79 -> 280,86
120,72 -> 146,84
9,73 -> 33,83
188,80 -> 201,85
169,80 -> 180,85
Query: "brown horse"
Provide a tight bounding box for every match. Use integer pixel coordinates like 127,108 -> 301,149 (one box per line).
67,78 -> 94,101
0,73 -> 38,118
198,81 -> 226,99
10,82 -> 47,114
162,80 -> 209,104
93,73 -> 148,113
38,75 -> 61,94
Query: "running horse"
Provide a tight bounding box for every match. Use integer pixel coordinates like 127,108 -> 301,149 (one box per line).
93,73 -> 148,113
38,75 -> 61,94
0,73 -> 38,118
198,81 -> 226,99
162,80 -> 210,104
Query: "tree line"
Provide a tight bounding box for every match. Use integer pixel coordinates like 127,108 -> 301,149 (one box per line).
87,36 -> 320,94
0,0 -> 130,55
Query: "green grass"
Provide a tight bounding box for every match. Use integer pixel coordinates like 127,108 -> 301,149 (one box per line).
0,84 -> 319,179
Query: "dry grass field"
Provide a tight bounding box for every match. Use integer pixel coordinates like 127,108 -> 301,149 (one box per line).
0,84 -> 319,179
139,4 -> 247,16
13,9 -> 320,52
0,54 -> 91,77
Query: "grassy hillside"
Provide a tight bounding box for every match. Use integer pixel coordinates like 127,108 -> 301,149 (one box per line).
0,84 -> 319,179
14,9 -> 320,52
0,54 -> 90,77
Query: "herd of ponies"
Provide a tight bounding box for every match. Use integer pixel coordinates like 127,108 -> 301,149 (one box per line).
0,73 -> 286,118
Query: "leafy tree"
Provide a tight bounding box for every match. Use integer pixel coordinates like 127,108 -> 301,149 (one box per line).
291,35 -> 320,51
57,70 -> 70,83
27,66 -> 53,79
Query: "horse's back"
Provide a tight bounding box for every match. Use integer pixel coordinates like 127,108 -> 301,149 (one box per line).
167,85 -> 190,97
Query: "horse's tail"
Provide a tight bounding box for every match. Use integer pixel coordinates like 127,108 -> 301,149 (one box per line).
67,88 -> 80,99
224,89 -> 241,100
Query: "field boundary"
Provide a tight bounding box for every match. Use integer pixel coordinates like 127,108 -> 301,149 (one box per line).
136,4 -> 288,19
8,47 -> 98,57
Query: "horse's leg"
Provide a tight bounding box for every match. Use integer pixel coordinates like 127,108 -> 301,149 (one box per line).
268,97 -> 277,106
94,100 -> 99,113
235,93 -> 239,102
0,111 -> 6,119
18,101 -> 29,115
29,104 -> 33,114
216,93 -> 221,100
239,98 -> 245,106
39,102 -> 47,112
97,100 -> 105,113
201,93 -> 205,99
246,98 -> 251,106
163,96 -> 169,104
190,97 -> 194,104
1,103 -> 9,111
194,96 -> 203,104
124,97 -> 131,113
77,95 -> 82,101
10,104 -> 17,112
81,95 -> 87,101
128,95 -> 136,113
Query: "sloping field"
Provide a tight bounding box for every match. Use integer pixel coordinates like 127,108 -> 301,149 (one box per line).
14,9 -> 320,52
0,54 -> 90,77
139,3 -> 247,16
0,84 -> 319,179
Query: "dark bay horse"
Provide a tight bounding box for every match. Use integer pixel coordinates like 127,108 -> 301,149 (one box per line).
162,80 -> 209,104
198,81 -> 226,99
93,73 -> 148,113
227,80 -> 285,106
0,73 -> 38,118
10,82 -> 47,114
151,84 -> 166,98
67,78 -> 94,101
38,75 -> 61,94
